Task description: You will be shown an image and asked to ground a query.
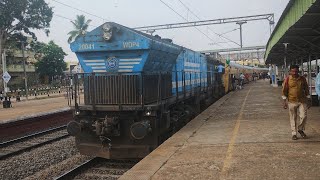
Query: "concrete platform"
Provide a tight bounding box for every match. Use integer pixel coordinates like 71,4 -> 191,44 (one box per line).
0,95 -> 70,124
120,80 -> 320,180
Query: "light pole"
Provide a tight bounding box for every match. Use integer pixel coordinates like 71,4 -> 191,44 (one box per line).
269,20 -> 275,35
146,29 -> 155,35
236,21 -> 247,48
2,49 -> 7,97
21,41 -> 28,100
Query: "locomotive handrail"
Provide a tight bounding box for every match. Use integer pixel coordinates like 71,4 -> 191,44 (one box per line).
118,73 -> 122,110
74,74 -> 78,108
140,73 -> 144,107
157,72 -> 161,106
183,71 -> 186,99
73,70 -> 218,75
92,72 -> 97,112
175,71 -> 179,102
70,70 -> 223,107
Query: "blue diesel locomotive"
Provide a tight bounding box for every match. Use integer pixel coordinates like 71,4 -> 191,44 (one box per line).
67,22 -> 225,159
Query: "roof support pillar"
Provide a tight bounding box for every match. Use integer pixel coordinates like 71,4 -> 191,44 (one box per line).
308,54 -> 312,100
284,54 -> 287,68
284,43 -> 289,76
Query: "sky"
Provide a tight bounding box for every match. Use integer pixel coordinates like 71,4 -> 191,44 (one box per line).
35,0 -> 290,62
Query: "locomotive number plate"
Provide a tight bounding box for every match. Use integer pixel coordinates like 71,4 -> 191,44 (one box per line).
79,43 -> 95,50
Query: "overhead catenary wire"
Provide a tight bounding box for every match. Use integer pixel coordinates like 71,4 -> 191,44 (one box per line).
51,0 -> 233,48
176,0 -> 240,47
159,0 -> 224,48
54,14 -> 99,28
207,28 -> 240,45
54,14 -> 73,21
51,0 -> 110,22
219,28 -> 240,37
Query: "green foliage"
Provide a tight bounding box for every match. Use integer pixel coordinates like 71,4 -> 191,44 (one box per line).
30,41 -> 47,60
68,15 -> 92,43
35,41 -> 67,82
0,0 -> 53,37
0,0 -> 53,55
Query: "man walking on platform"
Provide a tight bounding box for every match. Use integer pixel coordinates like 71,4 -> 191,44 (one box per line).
282,65 -> 311,140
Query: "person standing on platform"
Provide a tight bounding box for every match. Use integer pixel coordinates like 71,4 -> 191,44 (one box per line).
231,74 -> 236,91
282,65 -> 311,140
253,72 -> 257,82
217,64 -> 224,73
239,73 -> 245,89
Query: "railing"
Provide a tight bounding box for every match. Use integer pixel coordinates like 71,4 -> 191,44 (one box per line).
6,86 -> 68,97
71,71 -> 222,107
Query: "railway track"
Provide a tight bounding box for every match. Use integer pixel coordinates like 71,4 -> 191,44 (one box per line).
0,109 -> 72,142
55,157 -> 139,180
0,126 -> 69,160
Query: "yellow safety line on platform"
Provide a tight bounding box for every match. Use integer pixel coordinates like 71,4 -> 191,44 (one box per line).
220,87 -> 252,177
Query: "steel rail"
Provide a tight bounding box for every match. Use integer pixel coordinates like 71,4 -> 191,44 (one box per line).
54,158 -> 100,180
0,125 -> 66,147
0,126 -> 69,160
54,158 -> 138,180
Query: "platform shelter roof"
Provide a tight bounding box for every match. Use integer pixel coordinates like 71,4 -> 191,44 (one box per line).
265,0 -> 320,65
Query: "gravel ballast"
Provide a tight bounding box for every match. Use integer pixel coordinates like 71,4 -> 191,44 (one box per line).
0,137 -> 91,179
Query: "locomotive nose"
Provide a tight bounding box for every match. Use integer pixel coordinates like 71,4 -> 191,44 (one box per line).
67,121 -> 82,136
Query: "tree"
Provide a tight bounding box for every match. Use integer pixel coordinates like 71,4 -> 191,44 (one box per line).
35,41 -> 67,83
68,15 -> 92,43
0,0 -> 53,64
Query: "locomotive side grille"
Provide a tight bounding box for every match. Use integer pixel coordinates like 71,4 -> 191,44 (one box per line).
84,74 -> 140,105
144,73 -> 172,104
161,73 -> 173,100
207,72 -> 212,86
143,75 -> 158,103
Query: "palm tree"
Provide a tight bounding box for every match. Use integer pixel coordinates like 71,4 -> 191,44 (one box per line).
67,15 -> 92,43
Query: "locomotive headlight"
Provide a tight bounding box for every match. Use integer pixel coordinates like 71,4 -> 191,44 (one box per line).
145,111 -> 151,116
102,23 -> 113,41
102,23 -> 112,32
144,109 -> 155,116
74,109 -> 80,116
103,31 -> 112,41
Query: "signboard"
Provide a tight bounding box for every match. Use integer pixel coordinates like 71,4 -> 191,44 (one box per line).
2,71 -> 11,83
220,51 -> 265,61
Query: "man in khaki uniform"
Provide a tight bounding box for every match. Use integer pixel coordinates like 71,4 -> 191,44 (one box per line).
282,65 -> 311,140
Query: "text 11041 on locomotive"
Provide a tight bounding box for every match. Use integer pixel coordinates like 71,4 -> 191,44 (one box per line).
67,22 -> 225,159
